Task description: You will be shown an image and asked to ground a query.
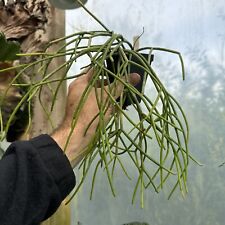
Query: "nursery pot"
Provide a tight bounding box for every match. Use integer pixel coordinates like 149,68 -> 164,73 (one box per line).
106,53 -> 154,109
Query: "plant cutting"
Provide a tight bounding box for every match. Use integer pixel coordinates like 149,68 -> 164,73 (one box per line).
0,0 -> 198,207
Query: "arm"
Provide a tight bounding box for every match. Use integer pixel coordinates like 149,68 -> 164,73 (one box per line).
52,68 -> 140,167
0,68 -> 140,225
0,134 -> 75,225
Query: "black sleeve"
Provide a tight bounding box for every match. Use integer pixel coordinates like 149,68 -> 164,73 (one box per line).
0,134 -> 76,225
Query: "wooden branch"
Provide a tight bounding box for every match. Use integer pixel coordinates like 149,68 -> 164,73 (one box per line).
0,0 -> 49,53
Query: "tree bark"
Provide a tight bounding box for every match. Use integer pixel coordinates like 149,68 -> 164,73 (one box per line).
0,1 -> 71,224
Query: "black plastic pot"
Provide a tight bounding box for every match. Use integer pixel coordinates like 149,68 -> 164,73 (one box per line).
106,53 -> 154,109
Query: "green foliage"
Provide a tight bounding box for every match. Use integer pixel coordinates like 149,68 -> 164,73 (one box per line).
0,33 -> 21,62
0,30 -> 192,205
0,0 -> 196,206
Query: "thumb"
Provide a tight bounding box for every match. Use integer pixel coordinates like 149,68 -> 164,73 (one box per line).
108,73 -> 141,99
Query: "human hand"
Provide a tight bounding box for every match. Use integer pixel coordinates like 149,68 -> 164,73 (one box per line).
52,68 -> 140,168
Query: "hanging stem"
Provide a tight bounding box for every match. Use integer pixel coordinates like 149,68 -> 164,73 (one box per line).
77,0 -> 110,32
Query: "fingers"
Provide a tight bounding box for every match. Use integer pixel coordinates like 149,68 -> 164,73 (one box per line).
104,73 -> 141,99
128,73 -> 141,86
68,67 -> 93,91
86,67 -> 95,82
69,68 -> 140,106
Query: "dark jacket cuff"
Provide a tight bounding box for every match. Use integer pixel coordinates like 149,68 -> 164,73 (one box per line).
30,134 -> 75,200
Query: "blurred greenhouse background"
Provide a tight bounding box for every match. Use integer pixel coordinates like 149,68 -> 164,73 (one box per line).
65,0 -> 225,225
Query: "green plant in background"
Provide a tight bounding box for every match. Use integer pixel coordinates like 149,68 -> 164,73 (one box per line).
0,0 -> 198,207
0,33 -> 20,61
0,33 -> 30,142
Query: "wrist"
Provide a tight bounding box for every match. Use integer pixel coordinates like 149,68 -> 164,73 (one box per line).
51,125 -> 88,168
